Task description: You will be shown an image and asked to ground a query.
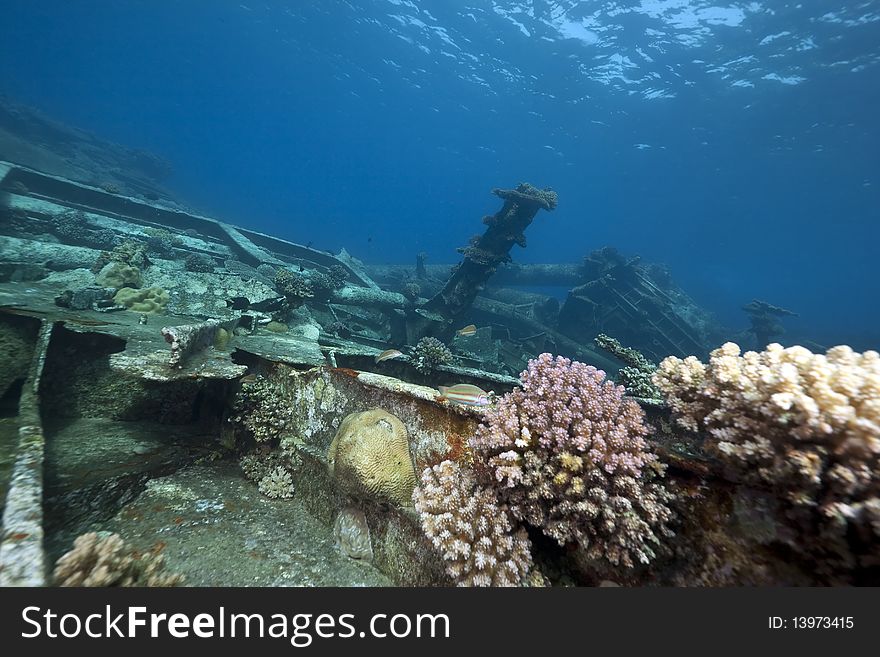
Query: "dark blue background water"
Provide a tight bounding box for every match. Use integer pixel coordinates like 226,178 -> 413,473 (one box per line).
1,1 -> 878,349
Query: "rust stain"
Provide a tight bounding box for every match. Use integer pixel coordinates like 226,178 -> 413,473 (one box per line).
425,432 -> 474,469
330,367 -> 360,379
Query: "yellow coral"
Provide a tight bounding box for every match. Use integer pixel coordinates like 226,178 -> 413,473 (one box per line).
114,286 -> 169,314
327,409 -> 417,507
559,452 -> 582,472
214,327 -> 230,349
97,263 -> 142,289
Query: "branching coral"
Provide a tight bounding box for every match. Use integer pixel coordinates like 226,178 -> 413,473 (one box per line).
327,265 -> 348,290
184,253 -> 215,273
401,281 -> 421,302
471,353 -> 673,568
86,228 -> 119,250
414,460 -> 532,586
92,240 -> 150,273
50,209 -> 88,243
654,342 -> 880,573
143,227 -> 181,258
257,465 -> 295,499
307,271 -> 338,299
241,444 -> 296,500
594,333 -> 660,400
274,268 -> 314,301
411,336 -> 453,374
228,379 -> 292,443
53,532 -> 183,587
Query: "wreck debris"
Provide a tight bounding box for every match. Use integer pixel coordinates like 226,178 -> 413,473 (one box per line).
6,148 -> 872,590
742,299 -> 798,348
161,318 -> 224,368
415,251 -> 428,280
365,262 -> 583,287
559,247 -> 710,361
413,183 -> 557,340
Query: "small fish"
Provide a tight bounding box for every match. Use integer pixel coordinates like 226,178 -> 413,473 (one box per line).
239,374 -> 258,384
226,296 -> 250,310
375,349 -> 404,364
438,384 -> 491,406
456,324 -> 477,337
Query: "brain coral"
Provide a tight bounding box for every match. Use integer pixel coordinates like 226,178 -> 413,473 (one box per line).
328,409 -> 417,507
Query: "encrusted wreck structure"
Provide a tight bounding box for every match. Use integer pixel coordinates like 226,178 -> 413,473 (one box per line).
1,154 -> 877,587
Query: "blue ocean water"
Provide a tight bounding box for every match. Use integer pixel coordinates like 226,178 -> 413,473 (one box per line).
1,0 -> 877,349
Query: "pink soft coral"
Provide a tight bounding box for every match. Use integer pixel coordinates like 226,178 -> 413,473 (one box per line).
471,353 -> 673,567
